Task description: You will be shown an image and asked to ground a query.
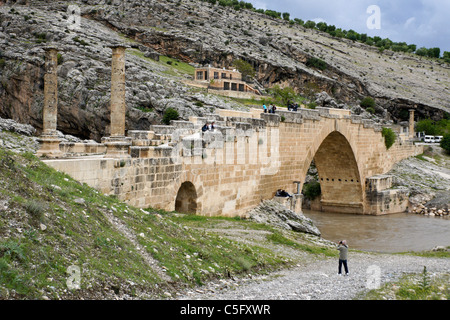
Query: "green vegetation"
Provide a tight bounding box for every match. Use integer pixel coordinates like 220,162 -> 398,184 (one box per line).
232,58 -> 255,79
162,107 -> 179,125
360,266 -> 449,300
267,85 -> 297,106
306,57 -> 328,71
57,53 -> 64,65
159,55 -> 195,76
0,139 -> 342,299
72,36 -> 89,46
441,135 -> 450,154
33,32 -> 46,44
360,97 -> 376,109
416,117 -> 450,136
381,127 -> 396,150
302,181 -> 321,201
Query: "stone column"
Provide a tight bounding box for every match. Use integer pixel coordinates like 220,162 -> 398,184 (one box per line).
36,46 -> 62,158
409,108 -> 415,139
102,45 -> 131,158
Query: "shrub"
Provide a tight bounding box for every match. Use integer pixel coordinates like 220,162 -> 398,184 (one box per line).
57,53 -> 64,65
162,108 -> 179,125
24,200 -> 45,220
303,181 -> 321,200
416,119 -> 439,136
306,57 -> 327,71
381,127 -> 396,150
360,97 -> 376,109
366,107 -> 375,114
232,58 -> 255,79
440,134 -> 450,154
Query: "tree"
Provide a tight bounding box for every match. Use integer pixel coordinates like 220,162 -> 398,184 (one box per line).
416,119 -> 438,135
415,47 -> 428,57
443,51 -> 450,63
316,22 -> 327,32
360,97 -> 375,109
440,134 -> 450,154
427,47 -> 440,59
269,85 -> 296,106
304,20 -> 316,29
282,12 -> 290,21
293,18 -> 304,25
232,59 -> 255,79
162,108 -> 179,125
302,181 -> 321,200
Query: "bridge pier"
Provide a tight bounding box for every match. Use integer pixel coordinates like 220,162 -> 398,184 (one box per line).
366,175 -> 410,215
36,46 -> 62,158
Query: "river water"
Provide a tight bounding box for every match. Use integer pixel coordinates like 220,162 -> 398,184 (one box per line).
303,210 -> 450,253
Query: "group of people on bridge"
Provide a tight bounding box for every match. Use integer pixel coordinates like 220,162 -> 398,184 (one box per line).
201,122 -> 215,132
263,102 -> 300,113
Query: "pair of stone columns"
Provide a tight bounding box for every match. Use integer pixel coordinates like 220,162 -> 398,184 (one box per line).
36,45 -> 131,158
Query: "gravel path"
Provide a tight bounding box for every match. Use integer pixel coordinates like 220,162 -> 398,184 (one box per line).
176,252 -> 449,300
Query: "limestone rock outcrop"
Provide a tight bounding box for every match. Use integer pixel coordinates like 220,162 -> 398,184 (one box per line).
0,0 -> 448,142
247,200 -> 321,236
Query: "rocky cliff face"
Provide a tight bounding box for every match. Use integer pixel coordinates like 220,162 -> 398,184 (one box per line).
0,0 -> 449,140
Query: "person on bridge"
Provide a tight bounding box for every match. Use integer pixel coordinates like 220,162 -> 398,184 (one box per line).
337,240 -> 349,276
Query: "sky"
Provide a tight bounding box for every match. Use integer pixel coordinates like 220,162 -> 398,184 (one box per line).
245,0 -> 450,54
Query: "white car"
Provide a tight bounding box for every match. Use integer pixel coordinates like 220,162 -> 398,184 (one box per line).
434,136 -> 443,143
424,135 -> 435,143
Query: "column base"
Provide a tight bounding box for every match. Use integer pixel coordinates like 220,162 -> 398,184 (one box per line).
101,136 -> 132,159
36,134 -> 63,158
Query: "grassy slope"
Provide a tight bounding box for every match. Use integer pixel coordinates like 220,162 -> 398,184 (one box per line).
0,139 -> 336,300
1,131 -> 447,300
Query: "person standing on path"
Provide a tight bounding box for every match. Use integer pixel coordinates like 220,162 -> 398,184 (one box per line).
337,240 -> 349,276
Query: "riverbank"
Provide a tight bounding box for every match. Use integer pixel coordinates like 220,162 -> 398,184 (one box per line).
176,251 -> 449,300
0,122 -> 448,301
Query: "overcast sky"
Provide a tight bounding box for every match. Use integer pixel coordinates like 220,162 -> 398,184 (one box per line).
245,0 -> 450,54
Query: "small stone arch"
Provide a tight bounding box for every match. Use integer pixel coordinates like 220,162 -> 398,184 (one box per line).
175,181 -> 198,214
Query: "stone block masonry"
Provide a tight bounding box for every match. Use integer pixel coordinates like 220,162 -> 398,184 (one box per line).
101,45 -> 132,159
36,43 -> 422,216
36,46 -> 62,158
43,107 -> 423,216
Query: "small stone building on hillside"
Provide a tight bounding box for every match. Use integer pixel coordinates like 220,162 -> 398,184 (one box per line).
194,66 -> 261,96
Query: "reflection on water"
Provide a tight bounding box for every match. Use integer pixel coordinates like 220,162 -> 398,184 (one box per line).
303,210 -> 450,253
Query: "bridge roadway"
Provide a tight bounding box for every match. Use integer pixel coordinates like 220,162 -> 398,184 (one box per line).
43,107 -> 423,216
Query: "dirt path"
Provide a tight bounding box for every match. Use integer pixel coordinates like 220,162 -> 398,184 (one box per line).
176,252 -> 449,300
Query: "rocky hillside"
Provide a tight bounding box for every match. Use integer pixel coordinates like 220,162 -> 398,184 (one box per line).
0,0 -> 449,140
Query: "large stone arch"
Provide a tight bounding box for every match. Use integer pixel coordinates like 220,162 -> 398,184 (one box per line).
312,131 -> 364,213
175,181 -> 198,214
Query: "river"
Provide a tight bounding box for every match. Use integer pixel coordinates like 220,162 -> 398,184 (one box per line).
303,210 -> 450,253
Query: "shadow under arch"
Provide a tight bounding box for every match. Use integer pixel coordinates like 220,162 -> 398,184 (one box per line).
175,181 -> 198,214
309,131 -> 364,214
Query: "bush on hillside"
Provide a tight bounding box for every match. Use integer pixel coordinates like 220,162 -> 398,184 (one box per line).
382,127 -> 396,150
162,108 -> 179,125
360,97 -> 376,109
440,134 -> 450,154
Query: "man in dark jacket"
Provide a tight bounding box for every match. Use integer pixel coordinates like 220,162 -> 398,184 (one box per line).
337,240 -> 349,276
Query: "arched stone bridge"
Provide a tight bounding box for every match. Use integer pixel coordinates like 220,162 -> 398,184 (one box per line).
37,45 -> 423,216
44,106 -> 422,216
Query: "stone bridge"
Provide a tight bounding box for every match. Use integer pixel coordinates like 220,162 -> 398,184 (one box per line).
36,46 -> 423,216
